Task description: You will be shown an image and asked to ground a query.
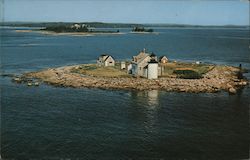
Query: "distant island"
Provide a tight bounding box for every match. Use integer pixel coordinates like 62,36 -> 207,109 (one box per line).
132,27 -> 154,33
0,22 -> 144,28
2,22 -> 249,36
40,23 -> 120,33
12,50 -> 249,94
12,23 -> 126,36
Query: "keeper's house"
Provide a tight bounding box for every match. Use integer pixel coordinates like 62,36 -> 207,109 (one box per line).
129,49 -> 159,79
97,54 -> 115,67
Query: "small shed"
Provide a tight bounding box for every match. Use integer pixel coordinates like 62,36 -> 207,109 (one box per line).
97,55 -> 115,67
121,61 -> 126,70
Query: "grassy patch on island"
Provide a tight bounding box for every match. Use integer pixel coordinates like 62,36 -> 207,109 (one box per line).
161,62 -> 214,79
71,64 -> 130,78
71,62 -> 214,79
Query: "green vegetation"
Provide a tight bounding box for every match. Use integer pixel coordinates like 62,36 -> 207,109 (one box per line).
42,25 -> 89,33
173,69 -> 202,79
132,27 -> 154,32
41,24 -> 119,33
161,62 -> 214,79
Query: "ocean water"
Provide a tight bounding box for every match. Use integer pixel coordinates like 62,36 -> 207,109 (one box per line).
1,27 -> 250,159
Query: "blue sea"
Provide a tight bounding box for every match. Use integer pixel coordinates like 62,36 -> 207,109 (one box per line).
1,27 -> 250,159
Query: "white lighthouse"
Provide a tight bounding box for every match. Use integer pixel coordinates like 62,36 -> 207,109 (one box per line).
147,60 -> 158,79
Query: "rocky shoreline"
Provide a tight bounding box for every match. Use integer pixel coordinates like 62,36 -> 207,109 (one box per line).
13,64 -> 249,94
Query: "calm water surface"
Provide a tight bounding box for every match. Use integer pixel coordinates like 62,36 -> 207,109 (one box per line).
1,27 -> 250,159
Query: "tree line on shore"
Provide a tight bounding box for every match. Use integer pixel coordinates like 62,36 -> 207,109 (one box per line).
132,27 -> 153,32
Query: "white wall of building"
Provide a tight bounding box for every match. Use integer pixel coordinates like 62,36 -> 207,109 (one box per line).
121,62 -> 126,69
147,63 -> 158,79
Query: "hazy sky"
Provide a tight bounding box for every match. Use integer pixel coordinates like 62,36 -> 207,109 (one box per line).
2,0 -> 250,25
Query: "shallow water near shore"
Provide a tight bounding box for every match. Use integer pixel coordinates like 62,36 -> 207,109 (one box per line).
1,27 -> 250,159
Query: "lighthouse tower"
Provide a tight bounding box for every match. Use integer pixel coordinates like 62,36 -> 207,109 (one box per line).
147,59 -> 158,79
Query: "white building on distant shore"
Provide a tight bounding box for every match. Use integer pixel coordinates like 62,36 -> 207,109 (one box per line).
71,23 -> 81,29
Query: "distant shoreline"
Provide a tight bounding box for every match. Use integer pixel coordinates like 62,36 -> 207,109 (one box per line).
7,26 -> 249,32
15,29 -> 125,36
1,22 -> 249,29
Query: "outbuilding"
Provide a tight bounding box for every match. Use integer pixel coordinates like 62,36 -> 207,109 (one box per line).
97,55 -> 115,67
121,61 -> 126,69
159,56 -> 169,64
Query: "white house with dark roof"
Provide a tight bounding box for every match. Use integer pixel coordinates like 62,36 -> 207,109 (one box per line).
97,55 -> 115,67
159,56 -> 169,64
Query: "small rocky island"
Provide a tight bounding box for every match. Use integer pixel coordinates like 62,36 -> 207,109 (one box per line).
132,27 -> 154,33
13,50 -> 248,94
42,23 -> 119,33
